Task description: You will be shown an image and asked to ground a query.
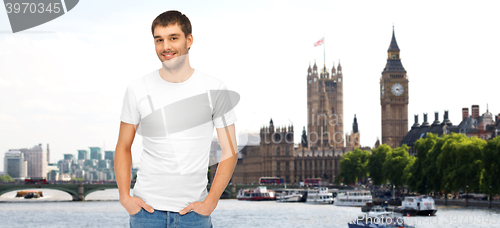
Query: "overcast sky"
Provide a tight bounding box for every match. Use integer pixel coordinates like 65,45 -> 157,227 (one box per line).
1,0 -> 499,172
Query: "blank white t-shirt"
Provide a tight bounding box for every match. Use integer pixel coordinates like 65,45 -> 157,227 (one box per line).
120,68 -> 237,212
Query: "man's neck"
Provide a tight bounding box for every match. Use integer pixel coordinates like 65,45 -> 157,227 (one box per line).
159,58 -> 195,83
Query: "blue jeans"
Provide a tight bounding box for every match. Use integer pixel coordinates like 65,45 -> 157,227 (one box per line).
129,208 -> 213,228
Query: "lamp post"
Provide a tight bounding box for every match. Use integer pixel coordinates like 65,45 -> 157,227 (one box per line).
445,185 -> 447,206
466,185 -> 469,207
489,185 -> 492,209
425,185 -> 427,195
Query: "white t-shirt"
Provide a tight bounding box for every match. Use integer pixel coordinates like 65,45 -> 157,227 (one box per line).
120,68 -> 237,212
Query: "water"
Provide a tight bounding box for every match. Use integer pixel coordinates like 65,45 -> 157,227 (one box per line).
1,189 -> 499,227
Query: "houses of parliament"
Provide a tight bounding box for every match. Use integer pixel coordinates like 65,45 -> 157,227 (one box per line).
210,29 -> 409,184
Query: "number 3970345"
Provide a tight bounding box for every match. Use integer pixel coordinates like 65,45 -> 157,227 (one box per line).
5,3 -> 61,14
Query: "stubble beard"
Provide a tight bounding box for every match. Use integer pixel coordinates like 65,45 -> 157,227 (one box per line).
161,46 -> 189,72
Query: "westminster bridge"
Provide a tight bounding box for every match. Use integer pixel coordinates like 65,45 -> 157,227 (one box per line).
0,182 -> 305,201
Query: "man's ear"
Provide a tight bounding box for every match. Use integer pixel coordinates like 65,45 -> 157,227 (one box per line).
187,34 -> 193,50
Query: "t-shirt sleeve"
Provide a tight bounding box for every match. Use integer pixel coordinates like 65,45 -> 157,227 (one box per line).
120,84 -> 141,125
212,82 -> 237,129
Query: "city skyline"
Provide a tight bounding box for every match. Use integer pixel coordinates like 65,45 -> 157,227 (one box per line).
1,0 -> 499,171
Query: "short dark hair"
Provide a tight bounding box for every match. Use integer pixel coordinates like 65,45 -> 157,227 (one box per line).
151,10 -> 192,37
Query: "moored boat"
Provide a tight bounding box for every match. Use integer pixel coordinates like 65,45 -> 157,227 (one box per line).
334,190 -> 372,207
17,190 -> 43,198
24,191 -> 42,199
276,189 -> 306,202
237,186 -> 276,201
306,187 -> 334,204
367,206 -> 392,218
391,195 -> 437,216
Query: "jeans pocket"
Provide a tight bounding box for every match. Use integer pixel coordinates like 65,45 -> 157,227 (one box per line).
129,208 -> 143,217
191,210 -> 210,218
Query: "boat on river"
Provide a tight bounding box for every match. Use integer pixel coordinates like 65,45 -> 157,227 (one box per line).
237,186 -> 276,201
16,190 -> 43,199
305,187 -> 334,204
276,189 -> 306,202
334,190 -> 372,207
390,195 -> 437,216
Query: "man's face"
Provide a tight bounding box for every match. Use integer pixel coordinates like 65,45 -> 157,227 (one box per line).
153,23 -> 193,68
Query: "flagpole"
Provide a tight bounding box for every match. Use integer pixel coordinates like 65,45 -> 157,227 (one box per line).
323,33 -> 326,76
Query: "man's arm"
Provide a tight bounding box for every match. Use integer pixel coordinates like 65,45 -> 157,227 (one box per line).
179,123 -> 238,215
206,123 -> 238,204
115,121 -> 154,214
115,121 -> 135,200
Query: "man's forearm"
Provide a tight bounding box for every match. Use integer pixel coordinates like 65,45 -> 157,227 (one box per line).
205,152 -> 238,204
114,147 -> 132,200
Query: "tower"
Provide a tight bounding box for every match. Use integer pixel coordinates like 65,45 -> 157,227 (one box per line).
380,27 -> 409,148
307,60 -> 344,149
345,114 -> 360,151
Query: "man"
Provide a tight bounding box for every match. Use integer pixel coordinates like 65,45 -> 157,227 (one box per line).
115,10 -> 238,228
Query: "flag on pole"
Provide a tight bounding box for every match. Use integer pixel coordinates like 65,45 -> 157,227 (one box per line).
314,37 -> 324,47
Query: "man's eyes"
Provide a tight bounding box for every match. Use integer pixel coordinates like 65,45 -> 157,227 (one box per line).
155,37 -> 178,42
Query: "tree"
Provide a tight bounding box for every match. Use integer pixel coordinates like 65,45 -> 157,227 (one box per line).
403,155 -> 416,187
408,133 -> 437,193
368,144 -> 390,186
0,174 -> 14,182
481,136 -> 500,197
383,144 -> 411,189
336,148 -> 370,185
438,133 -> 485,193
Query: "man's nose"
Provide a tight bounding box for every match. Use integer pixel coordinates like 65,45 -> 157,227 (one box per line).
163,40 -> 172,52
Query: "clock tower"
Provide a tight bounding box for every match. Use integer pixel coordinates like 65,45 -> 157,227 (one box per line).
380,28 -> 409,148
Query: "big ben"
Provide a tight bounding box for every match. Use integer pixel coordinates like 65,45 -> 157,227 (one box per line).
380,28 -> 408,148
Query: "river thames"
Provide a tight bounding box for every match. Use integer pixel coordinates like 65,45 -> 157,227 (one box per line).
1,189 -> 499,227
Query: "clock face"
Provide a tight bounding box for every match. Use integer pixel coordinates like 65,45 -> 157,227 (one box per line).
308,79 -> 312,84
391,83 -> 404,96
381,84 -> 384,97
338,78 -> 341,82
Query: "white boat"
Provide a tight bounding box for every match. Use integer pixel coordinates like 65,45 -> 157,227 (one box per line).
367,206 -> 392,218
397,195 -> 437,216
334,190 -> 372,207
237,186 -> 276,201
306,187 -> 334,204
276,189 -> 305,202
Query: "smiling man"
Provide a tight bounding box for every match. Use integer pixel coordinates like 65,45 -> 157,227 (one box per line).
115,10 -> 238,228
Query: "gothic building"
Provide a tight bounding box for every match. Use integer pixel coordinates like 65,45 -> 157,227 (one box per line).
380,28 -> 409,148
307,61 -> 344,149
218,60 -> 363,184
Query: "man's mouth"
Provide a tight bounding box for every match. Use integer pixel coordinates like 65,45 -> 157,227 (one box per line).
163,52 -> 176,60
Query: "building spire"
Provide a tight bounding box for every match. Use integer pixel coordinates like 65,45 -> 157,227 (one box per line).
383,26 -> 406,73
352,114 -> 358,133
389,26 -> 400,51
